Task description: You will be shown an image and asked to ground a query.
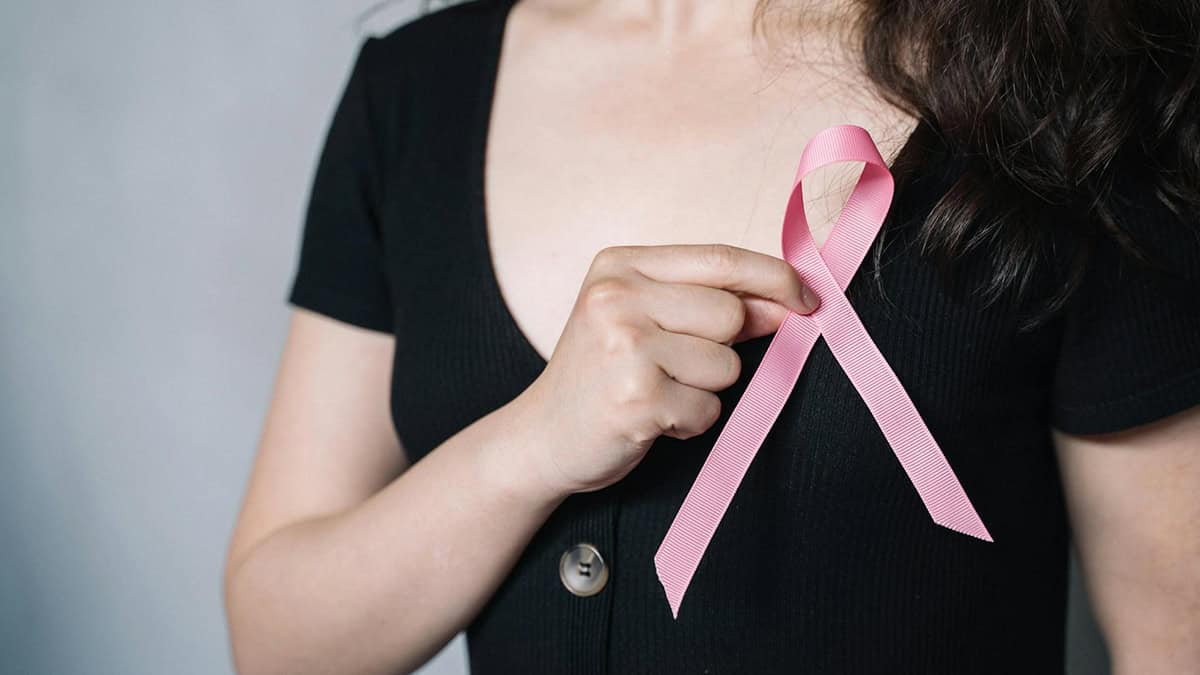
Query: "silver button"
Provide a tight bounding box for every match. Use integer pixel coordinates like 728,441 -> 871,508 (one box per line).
559,542 -> 608,597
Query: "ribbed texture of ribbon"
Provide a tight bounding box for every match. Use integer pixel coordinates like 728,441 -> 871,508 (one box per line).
654,125 -> 993,620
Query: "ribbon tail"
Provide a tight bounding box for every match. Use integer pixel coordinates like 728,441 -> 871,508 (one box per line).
654,312 -> 822,619
816,295 -> 993,543
654,123 -> 991,623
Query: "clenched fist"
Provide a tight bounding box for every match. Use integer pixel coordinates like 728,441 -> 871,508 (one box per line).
511,243 -> 819,497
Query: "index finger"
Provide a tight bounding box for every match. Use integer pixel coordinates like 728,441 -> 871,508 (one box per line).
607,243 -> 820,315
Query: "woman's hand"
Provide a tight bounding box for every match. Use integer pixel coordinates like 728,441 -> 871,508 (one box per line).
510,243 -> 820,498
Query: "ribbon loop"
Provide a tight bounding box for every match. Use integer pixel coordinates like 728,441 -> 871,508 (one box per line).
653,124 -> 992,621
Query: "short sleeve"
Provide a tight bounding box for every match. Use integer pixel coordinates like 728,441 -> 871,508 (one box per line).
1051,185 -> 1200,435
287,37 -> 394,333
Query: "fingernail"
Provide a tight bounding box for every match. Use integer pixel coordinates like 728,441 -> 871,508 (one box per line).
799,285 -> 821,314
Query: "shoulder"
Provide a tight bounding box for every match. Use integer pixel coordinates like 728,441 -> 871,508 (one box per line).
362,0 -> 507,75
1102,168 -> 1200,288
340,0 -> 508,145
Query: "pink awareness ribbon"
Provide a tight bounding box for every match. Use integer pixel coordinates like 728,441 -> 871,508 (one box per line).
653,124 -> 993,620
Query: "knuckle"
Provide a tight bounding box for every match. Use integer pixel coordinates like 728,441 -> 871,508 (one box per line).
603,321 -> 646,358
700,243 -> 739,277
626,419 -> 662,447
592,245 -> 630,272
581,276 -> 632,314
612,367 -> 658,407
659,408 -> 688,438
659,410 -> 683,437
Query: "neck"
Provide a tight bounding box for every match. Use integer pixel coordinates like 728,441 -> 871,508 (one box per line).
531,0 -> 853,48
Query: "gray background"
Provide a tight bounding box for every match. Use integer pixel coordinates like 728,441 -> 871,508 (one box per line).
0,1 -> 1109,673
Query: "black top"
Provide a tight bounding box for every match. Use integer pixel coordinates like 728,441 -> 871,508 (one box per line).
286,0 -> 1200,672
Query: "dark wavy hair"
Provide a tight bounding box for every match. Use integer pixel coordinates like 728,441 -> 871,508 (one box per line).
758,0 -> 1200,330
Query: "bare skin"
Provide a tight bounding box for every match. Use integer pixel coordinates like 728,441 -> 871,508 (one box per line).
484,0 -> 916,364
225,243 -> 814,675
223,1 -> 1200,673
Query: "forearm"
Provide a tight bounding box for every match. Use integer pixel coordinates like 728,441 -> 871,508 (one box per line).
225,395 -> 567,675
1101,579 -> 1200,675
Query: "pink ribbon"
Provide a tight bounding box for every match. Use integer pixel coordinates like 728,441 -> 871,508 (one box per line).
653,124 -> 993,620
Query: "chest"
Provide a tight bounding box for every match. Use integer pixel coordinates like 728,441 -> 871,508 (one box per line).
481,9 -> 919,362
379,3 -> 1061,471
375,8 -> 1076,665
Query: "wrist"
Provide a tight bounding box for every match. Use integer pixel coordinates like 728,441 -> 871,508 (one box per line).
476,387 -> 573,511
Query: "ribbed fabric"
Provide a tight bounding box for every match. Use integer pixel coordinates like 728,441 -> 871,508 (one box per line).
654,126 -> 991,622
284,0 -> 1200,672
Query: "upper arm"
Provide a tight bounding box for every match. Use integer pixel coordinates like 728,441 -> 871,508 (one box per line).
1048,176 -> 1200,668
1053,408 -> 1200,670
225,309 -> 408,579
225,36 -> 406,580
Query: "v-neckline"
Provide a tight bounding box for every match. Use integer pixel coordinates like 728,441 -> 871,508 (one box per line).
469,0 -> 937,376
471,0 -> 553,372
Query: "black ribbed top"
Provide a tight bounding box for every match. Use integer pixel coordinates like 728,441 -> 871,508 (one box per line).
286,1 -> 1200,672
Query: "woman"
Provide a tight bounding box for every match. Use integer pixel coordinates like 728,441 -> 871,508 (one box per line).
223,0 -> 1200,672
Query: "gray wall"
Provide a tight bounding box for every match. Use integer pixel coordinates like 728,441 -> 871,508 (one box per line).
0,1 -> 466,673
0,1 -> 1107,673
